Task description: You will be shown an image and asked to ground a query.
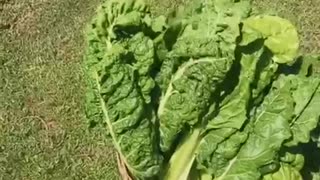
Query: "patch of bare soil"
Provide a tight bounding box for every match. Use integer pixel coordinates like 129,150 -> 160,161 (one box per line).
0,0 -> 51,37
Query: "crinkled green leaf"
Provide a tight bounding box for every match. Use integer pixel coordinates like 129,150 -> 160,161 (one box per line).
94,44 -> 161,178
291,77 -> 320,116
207,130 -> 249,177
197,128 -> 237,172
170,0 -> 251,58
158,57 -> 233,152
155,0 -> 252,92
85,0 -> 320,180
128,33 -> 156,103
300,55 -> 320,148
84,0 -> 162,178
84,0 -> 150,127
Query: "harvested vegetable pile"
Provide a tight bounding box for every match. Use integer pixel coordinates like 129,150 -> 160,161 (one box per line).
84,0 -> 320,179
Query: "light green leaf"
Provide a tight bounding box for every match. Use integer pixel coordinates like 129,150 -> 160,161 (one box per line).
263,163 -> 302,180
311,172 -> 320,180
280,151 -> 305,171
163,128 -> 202,180
241,15 -> 299,64
150,15 -> 167,33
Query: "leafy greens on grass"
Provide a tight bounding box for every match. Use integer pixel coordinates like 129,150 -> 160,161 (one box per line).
84,0 -> 320,179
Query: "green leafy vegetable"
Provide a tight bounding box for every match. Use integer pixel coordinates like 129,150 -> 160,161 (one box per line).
84,0 -> 320,179
84,0 -> 162,178
241,15 -> 299,64
263,163 -> 302,180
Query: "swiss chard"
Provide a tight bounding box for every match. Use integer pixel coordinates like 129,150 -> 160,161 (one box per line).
84,0 -> 320,179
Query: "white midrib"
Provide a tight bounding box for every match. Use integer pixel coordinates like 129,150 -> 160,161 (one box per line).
213,96 -> 278,179
163,127 -> 202,180
215,89 -> 284,180
157,58 -> 226,117
94,72 -> 136,175
290,82 -> 320,126
215,157 -> 238,180
254,92 -> 280,125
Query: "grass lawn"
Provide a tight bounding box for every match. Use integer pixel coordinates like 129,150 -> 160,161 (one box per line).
0,0 -> 319,179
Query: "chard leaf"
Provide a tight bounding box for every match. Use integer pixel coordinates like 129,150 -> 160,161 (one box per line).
263,163 -> 302,180
158,57 -> 233,152
85,0 -> 320,180
280,151 -> 305,171
241,15 -> 299,64
85,0 -> 162,178
162,128 -> 202,180
311,173 -> 320,180
206,130 -> 249,176
284,55 -> 320,146
85,0 -> 150,127
251,50 -> 278,102
158,2 -> 254,175
155,0 -> 252,92
291,77 -> 320,116
300,55 -> 320,76
169,0 -> 251,58
213,77 -> 295,180
197,128 -> 237,172
285,77 -> 320,146
197,41 -> 265,175
94,44 -> 161,178
206,45 -> 263,130
128,33 -> 156,103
